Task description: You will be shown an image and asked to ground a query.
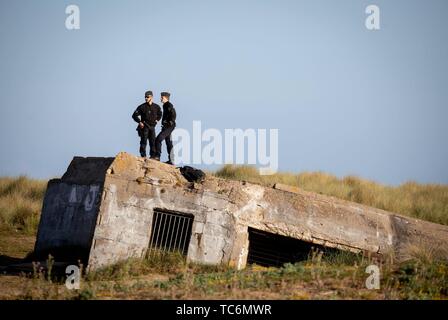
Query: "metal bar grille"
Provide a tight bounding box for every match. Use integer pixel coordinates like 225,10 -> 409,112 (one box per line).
148,209 -> 193,257
247,228 -> 332,267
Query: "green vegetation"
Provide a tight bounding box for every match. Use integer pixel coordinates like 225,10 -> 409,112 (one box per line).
4,249 -> 447,300
0,173 -> 447,300
215,165 -> 448,225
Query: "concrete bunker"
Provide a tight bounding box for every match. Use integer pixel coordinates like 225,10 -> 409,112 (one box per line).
33,152 -> 448,271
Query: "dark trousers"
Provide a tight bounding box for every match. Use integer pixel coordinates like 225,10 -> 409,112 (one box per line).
139,126 -> 156,158
155,125 -> 175,161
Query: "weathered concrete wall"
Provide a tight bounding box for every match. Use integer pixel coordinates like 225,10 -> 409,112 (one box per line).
87,154 -> 237,270
34,157 -> 114,260
35,152 -> 448,271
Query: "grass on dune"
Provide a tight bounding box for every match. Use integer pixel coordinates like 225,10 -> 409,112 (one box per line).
0,176 -> 47,235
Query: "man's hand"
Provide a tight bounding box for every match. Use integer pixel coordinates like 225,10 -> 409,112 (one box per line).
139,122 -> 144,129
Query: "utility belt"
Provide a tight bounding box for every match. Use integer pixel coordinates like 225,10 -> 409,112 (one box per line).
136,121 -> 156,136
162,120 -> 176,128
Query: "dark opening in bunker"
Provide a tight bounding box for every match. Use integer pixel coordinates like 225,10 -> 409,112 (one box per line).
247,227 -> 340,267
147,208 -> 194,257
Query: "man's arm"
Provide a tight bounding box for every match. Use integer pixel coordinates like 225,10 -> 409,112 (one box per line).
132,106 -> 145,128
132,106 -> 141,123
156,105 -> 162,121
171,106 -> 177,123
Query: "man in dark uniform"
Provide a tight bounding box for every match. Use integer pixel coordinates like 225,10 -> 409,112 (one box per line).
155,92 -> 177,164
132,91 -> 162,159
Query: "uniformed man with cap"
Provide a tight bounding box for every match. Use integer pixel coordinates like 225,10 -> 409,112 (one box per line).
132,91 -> 162,159
155,91 -> 177,164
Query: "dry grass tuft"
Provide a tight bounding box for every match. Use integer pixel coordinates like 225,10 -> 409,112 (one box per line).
0,176 -> 47,234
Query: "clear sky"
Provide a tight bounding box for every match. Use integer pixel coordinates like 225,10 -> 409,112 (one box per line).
0,0 -> 447,185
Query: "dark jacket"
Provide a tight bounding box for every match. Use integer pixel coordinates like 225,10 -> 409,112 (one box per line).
161,101 -> 176,127
132,102 -> 162,127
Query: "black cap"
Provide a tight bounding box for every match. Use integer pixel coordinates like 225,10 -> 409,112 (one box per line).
161,92 -> 171,98
145,91 -> 153,97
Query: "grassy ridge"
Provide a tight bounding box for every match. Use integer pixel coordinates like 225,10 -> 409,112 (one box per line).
215,165 -> 448,225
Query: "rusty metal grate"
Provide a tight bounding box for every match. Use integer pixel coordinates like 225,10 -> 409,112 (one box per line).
147,209 -> 193,257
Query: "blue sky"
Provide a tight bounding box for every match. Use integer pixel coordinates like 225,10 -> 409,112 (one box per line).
0,0 -> 447,185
